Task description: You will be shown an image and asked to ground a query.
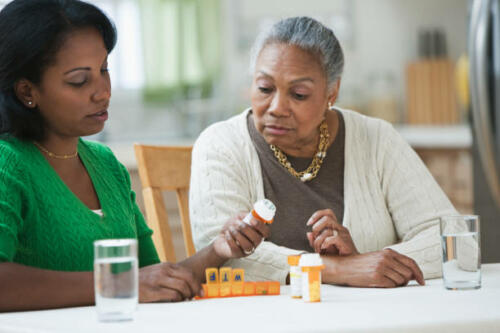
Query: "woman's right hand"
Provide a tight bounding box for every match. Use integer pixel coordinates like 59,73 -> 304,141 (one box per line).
212,212 -> 270,260
322,248 -> 425,288
139,262 -> 201,302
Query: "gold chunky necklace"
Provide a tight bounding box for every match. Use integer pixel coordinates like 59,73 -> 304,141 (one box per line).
270,119 -> 329,182
34,142 -> 78,159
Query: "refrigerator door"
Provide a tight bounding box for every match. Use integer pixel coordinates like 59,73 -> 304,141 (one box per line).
469,0 -> 500,262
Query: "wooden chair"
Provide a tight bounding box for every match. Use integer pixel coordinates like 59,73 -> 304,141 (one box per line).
134,144 -> 195,263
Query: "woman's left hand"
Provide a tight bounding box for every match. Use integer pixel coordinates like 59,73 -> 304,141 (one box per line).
306,209 -> 358,256
212,212 -> 270,260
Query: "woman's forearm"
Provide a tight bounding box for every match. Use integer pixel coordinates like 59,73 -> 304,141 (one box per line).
320,255 -> 345,285
0,262 -> 94,312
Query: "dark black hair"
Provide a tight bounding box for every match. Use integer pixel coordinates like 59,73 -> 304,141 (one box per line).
0,0 -> 116,141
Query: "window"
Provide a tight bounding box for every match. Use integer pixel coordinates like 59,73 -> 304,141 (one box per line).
0,0 -> 145,90
88,0 -> 144,90
94,0 -> 221,100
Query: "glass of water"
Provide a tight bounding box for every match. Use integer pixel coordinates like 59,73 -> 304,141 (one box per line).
440,215 -> 481,290
94,239 -> 139,322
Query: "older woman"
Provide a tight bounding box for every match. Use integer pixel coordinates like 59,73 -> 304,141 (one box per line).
0,0 -> 267,311
190,16 -> 457,287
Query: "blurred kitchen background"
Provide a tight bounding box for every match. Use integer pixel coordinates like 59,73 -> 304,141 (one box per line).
3,0 -> 495,261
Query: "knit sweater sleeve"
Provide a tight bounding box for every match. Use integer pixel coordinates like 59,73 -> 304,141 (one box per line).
0,146 -> 29,262
190,120 -> 302,283
117,162 -> 160,267
377,122 -> 457,278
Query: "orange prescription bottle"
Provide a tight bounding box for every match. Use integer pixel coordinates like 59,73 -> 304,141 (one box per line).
299,254 -> 325,302
288,255 -> 302,298
243,199 -> 276,225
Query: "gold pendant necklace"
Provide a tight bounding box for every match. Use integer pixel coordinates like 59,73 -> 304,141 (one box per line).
34,142 -> 78,159
270,119 -> 329,182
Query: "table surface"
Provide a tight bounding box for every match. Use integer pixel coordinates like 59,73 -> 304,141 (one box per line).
1,264 -> 499,333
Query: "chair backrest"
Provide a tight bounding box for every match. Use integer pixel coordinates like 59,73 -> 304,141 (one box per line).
134,144 -> 195,262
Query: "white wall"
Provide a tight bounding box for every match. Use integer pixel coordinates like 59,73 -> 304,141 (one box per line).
220,0 -> 469,114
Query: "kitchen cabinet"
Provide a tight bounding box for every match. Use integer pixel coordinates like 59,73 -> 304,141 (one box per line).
415,148 -> 473,214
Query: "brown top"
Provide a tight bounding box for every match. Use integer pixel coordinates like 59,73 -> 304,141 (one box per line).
247,111 -> 345,252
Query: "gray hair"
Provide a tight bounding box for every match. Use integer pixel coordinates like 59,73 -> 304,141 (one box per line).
249,16 -> 344,88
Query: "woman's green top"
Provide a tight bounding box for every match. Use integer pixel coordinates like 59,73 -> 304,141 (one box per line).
0,136 -> 160,271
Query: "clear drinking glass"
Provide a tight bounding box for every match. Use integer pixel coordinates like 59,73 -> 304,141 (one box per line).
440,215 -> 481,290
94,239 -> 139,322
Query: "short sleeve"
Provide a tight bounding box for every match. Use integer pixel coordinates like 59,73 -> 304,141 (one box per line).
0,149 -> 28,262
132,189 -> 160,266
118,162 -> 160,267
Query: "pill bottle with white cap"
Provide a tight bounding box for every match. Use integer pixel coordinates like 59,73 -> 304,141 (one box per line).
243,199 -> 276,225
299,253 -> 325,302
288,255 -> 302,298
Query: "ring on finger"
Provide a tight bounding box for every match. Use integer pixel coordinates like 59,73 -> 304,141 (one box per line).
243,247 -> 255,255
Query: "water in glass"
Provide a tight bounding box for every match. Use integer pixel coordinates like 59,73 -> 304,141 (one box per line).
94,256 -> 138,321
441,231 -> 481,290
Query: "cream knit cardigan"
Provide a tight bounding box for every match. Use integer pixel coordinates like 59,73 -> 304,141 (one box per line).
189,108 -> 457,284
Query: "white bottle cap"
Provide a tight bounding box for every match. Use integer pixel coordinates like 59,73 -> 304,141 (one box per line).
299,253 -> 324,267
254,199 -> 276,221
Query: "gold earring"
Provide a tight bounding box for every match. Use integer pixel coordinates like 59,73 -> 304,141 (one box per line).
327,102 -> 333,110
